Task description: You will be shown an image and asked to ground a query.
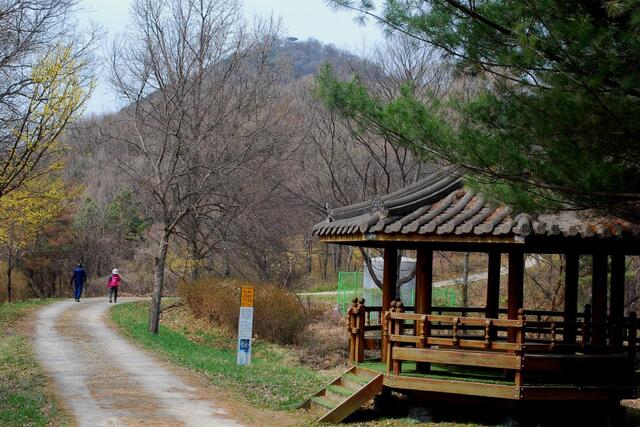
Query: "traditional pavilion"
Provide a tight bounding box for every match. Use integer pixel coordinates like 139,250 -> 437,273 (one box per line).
304,169 -> 640,423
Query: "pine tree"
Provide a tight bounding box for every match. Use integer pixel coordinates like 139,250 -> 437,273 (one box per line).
320,1 -> 640,220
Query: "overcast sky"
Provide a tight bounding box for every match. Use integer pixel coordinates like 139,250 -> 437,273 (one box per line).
79,0 -> 383,115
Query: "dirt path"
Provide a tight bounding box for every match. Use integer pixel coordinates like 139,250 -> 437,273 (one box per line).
34,298 -> 244,427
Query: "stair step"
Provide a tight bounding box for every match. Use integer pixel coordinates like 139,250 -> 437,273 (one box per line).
318,373 -> 384,424
327,384 -> 355,401
310,395 -> 337,410
302,367 -> 384,424
342,372 -> 369,385
341,378 -> 362,391
327,384 -> 353,397
323,390 -> 346,406
354,366 -> 378,379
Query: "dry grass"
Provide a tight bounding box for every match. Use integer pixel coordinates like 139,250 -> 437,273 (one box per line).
179,278 -> 324,345
176,278 -> 350,372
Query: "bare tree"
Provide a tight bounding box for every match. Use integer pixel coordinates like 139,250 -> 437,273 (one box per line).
108,0 -> 284,333
0,0 -> 97,198
287,35 -> 454,279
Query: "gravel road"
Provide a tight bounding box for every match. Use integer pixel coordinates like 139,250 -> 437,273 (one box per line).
34,298 -> 242,427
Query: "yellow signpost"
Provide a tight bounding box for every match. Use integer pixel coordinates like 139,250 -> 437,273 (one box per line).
237,286 -> 255,365
240,286 -> 254,307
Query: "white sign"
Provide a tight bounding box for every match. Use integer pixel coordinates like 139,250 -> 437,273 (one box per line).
237,287 -> 254,365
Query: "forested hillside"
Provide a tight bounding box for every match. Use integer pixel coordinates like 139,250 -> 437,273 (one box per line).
1,30 -> 430,303
3,0 -> 639,327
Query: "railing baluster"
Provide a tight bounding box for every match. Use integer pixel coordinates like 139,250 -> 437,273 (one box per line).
355,298 -> 366,363
393,301 -> 404,375
484,319 -> 492,348
346,298 -> 358,363
582,304 -> 592,353
452,317 -> 459,346
385,300 -> 397,373
515,309 -> 526,389
629,312 -> 637,368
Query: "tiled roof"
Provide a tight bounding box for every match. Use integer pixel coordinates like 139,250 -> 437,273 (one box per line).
312,170 -> 640,240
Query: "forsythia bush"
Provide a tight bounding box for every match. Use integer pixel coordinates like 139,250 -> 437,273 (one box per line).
179,278 -> 316,345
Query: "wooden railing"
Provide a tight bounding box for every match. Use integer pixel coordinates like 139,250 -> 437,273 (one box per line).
361,306 -> 636,343
345,298 -> 366,363
347,299 -> 639,367
384,304 -> 525,389
363,305 -> 589,327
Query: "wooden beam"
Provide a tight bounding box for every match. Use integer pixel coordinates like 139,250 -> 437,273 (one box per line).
507,250 -> 525,342
520,386 -> 635,401
319,233 -> 520,245
610,253 -> 626,350
423,337 -> 522,352
381,247 -> 398,362
563,253 -> 579,344
382,375 -> 519,400
319,234 -> 640,256
485,251 -> 501,319
523,353 -> 632,372
591,253 -> 608,347
393,347 -> 521,370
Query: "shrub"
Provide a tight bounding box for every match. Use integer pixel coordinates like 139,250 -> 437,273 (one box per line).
179,278 -> 317,345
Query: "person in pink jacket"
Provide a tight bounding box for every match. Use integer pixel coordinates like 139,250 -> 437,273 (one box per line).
107,269 -> 121,303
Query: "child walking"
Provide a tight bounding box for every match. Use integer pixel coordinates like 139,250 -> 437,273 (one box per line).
107,269 -> 121,303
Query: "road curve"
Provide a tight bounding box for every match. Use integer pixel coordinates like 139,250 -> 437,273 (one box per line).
34,298 -> 241,427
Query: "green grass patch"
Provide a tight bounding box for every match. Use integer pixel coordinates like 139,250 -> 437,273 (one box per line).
305,281 -> 336,293
0,300 -> 50,328
111,301 -> 329,410
298,293 -> 337,305
0,300 -> 68,426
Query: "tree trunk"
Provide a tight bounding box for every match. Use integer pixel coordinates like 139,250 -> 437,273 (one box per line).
25,268 -> 43,299
149,232 -> 170,334
305,236 -> 312,274
333,245 -> 342,272
6,263 -> 13,303
190,241 -> 199,282
323,245 -> 329,280
462,252 -> 470,309
223,245 -> 231,276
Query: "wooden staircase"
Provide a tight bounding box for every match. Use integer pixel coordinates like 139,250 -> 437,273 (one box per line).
301,366 -> 383,424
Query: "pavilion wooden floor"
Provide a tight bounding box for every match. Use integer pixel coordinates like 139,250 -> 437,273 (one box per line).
355,359 -> 637,401
358,360 -> 513,384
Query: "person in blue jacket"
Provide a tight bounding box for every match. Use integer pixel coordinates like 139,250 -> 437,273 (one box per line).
71,263 -> 86,302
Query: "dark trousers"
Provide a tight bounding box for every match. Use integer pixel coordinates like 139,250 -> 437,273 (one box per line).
74,284 -> 83,300
109,287 -> 118,302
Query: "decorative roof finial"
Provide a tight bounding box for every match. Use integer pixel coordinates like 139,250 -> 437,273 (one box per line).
326,202 -> 334,221
371,195 -> 388,217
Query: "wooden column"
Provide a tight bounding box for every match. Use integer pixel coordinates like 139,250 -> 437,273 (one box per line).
381,247 -> 398,362
485,252 -> 501,319
507,250 -> 525,342
415,249 -> 433,372
610,253 -> 625,350
591,253 -> 608,348
563,253 -> 579,344
415,249 -> 433,316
